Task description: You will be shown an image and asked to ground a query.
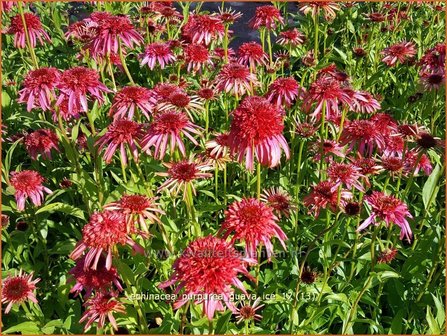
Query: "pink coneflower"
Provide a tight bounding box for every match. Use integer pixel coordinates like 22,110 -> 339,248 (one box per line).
109,86 -> 156,120
327,162 -> 366,192
2,271 -> 40,314
52,95 -> 83,121
197,84 -> 216,101
69,255 -> 123,298
141,42 -> 176,70
70,210 -> 144,270
183,14 -> 225,45
237,42 -> 268,69
228,96 -> 289,171
260,187 -> 296,218
96,120 -> 143,166
381,41 -> 417,67
220,198 -> 287,259
352,156 -> 381,176
24,129 -> 59,160
56,67 -> 110,113
302,76 -> 353,121
66,18 -> 99,43
80,292 -> 125,331
295,121 -> 317,138
235,298 -> 264,324
7,13 -> 51,48
313,140 -> 345,161
303,181 -> 351,218
140,110 -> 201,160
91,15 -> 142,55
205,132 -> 230,160
317,64 -> 350,82
351,91 -> 381,113
183,43 -> 212,72
104,194 -> 164,233
419,43 -> 445,72
357,191 -> 413,242
383,134 -> 404,156
370,113 -> 398,136
159,235 -> 255,320
157,91 -> 205,120
218,7 -> 243,25
420,70 -> 445,91
10,170 -> 52,211
18,67 -> 60,112
265,77 -> 304,107
153,83 -> 186,102
340,119 -> 386,156
212,47 -> 237,62
365,12 -> 386,22
157,158 -> 213,198
379,154 -> 404,175
215,63 -> 259,96
249,5 -> 284,30
277,28 -> 305,47
299,2 -> 341,21
404,150 -> 433,176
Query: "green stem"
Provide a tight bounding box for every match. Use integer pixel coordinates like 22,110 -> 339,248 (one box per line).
18,2 -> 39,69
118,39 -> 135,85
256,162 -> 261,200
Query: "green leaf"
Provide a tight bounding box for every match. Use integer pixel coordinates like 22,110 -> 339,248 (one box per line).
426,306 -> 441,334
36,202 -> 85,220
214,310 -> 232,334
3,321 -> 41,334
422,164 -> 442,209
390,309 -> 404,334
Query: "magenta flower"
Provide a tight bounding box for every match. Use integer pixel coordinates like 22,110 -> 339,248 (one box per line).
96,120 -> 143,166
10,170 -> 52,211
7,13 -> 51,48
23,129 -> 59,160
357,191 -> 413,242
140,42 -> 176,70
215,63 -> 259,97
109,86 -> 156,120
265,77 -> 304,107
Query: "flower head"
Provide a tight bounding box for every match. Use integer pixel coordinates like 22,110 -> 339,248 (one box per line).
327,162 -> 366,192
159,235 -> 255,320
157,158 -> 212,198
265,77 -> 304,107
8,13 -> 50,48
69,210 -> 144,270
56,67 -> 110,113
24,129 -> 59,160
381,41 -> 417,67
183,14 -> 225,45
18,67 -> 60,112
80,292 -> 125,331
104,194 -> 164,234
220,198 -> 288,259
109,86 -> 156,120
215,63 -> 259,97
299,2 -> 341,20
237,42 -> 268,69
140,110 -> 201,159
357,191 -> 413,242
228,96 -> 289,171
235,298 -> 264,324
260,187 -> 296,218
91,15 -> 142,55
340,119 -> 385,156
303,181 -> 351,218
277,28 -> 305,47
249,5 -> 284,30
96,120 -> 143,166
141,42 -> 176,70
183,43 -> 212,72
66,18 -> 99,43
2,271 -> 40,314
69,255 -> 123,298
10,170 -> 52,211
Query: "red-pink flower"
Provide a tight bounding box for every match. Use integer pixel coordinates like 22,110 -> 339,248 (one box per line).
249,5 -> 284,30
302,76 -> 353,121
183,14 -> 225,45
235,298 -> 264,324
260,187 -> 296,218
56,67 -> 110,113
303,181 -> 352,218
277,28 -> 305,46
23,129 -> 59,160
157,158 -> 213,198
140,111 -> 201,159
91,15 -> 143,55
2,271 -> 40,314
69,255 -> 123,298
65,18 -> 99,43
419,70 -> 445,91
265,77 -> 304,107
183,43 -> 212,72
159,235 -> 255,320
404,150 -> 433,176
299,2 -> 340,21
215,63 -> 259,96
357,191 -> 413,242
327,162 -> 366,192
381,41 -> 417,67
419,43 -> 445,73
80,292 -> 125,331
220,198 -> 287,259
351,91 -> 381,113
18,67 -> 60,112
141,42 -> 176,70
96,120 -> 143,166
340,119 -> 386,156
109,86 -> 156,120
7,13 -> 51,48
10,170 -> 52,211
104,194 -> 164,233
52,95 -> 82,121
228,96 -> 289,171
70,210 -> 144,270
237,42 -> 268,69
